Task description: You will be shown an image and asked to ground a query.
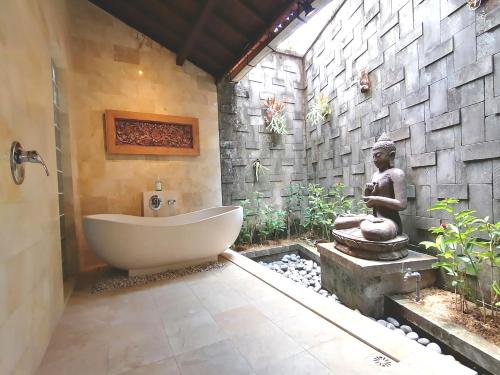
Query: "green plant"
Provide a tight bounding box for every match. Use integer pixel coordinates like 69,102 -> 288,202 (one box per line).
284,183 -> 305,239
420,198 -> 500,321
252,159 -> 269,183
306,93 -> 331,126
258,205 -> 287,240
263,96 -> 287,134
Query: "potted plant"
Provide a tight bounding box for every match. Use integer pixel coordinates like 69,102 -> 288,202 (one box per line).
263,96 -> 287,135
306,93 -> 331,126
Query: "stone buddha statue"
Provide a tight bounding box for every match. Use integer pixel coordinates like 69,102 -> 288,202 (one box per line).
332,133 -> 409,260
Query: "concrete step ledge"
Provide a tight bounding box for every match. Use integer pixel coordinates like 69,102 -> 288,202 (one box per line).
222,249 -> 476,375
386,294 -> 500,375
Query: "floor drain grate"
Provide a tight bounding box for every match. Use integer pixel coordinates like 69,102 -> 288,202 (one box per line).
370,354 -> 393,367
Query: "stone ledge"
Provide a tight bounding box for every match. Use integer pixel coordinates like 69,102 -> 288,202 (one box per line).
386,294 -> 499,375
317,243 -> 437,277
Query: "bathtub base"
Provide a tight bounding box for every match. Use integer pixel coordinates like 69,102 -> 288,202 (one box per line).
128,255 -> 220,277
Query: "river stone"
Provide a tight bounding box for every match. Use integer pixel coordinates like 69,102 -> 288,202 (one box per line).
406,332 -> 419,340
386,317 -> 400,327
377,320 -> 388,327
394,328 -> 406,336
386,323 -> 396,330
400,325 -> 412,334
417,338 -> 430,345
281,264 -> 288,271
427,343 -> 442,354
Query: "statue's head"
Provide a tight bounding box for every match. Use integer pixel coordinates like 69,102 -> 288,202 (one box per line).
372,133 -> 396,169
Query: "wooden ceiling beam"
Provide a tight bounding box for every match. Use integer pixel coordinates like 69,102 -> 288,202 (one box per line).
176,0 -> 220,66
236,0 -> 268,24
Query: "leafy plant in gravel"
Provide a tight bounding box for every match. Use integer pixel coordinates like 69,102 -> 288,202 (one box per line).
420,198 -> 500,321
235,199 -> 255,245
263,96 -> 287,135
306,93 -> 331,126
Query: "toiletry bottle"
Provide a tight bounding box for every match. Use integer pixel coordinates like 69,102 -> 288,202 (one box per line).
155,176 -> 162,191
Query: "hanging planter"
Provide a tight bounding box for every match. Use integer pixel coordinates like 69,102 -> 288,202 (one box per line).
252,159 -> 269,183
306,93 -> 331,126
466,0 -> 482,10
263,96 -> 288,135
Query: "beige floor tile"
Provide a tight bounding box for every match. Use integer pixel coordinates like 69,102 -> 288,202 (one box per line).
175,339 -> 253,375
163,308 -> 215,336
36,341 -> 108,375
213,305 -> 269,335
252,294 -> 308,323
274,310 -> 344,349
230,321 -> 302,371
257,351 -> 333,375
308,336 -> 383,375
106,320 -> 173,375
166,318 -> 228,355
195,285 -> 249,314
116,358 -> 180,375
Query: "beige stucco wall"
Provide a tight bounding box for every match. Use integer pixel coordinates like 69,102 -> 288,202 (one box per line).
0,0 -> 70,373
67,0 -> 222,269
0,0 -> 222,373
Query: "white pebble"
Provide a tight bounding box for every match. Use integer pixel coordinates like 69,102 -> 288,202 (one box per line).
417,338 -> 430,345
386,323 -> 396,330
406,332 -> 419,340
400,325 -> 412,334
386,317 -> 400,327
394,328 -> 406,336
377,320 -> 388,327
426,342 -> 442,354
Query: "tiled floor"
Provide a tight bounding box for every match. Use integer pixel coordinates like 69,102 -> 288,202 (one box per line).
37,260 -> 388,375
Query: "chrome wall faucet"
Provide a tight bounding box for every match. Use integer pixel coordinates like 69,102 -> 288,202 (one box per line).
403,268 -> 422,302
10,141 -> 50,185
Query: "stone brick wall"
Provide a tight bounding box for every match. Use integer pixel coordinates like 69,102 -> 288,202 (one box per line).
218,53 -> 307,207
303,0 -> 500,245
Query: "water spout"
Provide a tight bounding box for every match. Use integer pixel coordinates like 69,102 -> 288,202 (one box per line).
403,268 -> 421,302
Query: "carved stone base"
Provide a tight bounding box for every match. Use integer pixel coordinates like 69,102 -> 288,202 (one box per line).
332,228 -> 409,261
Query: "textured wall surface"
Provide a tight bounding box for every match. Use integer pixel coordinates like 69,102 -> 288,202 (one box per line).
218,53 -> 307,207
303,0 -> 500,245
67,0 -> 222,269
0,0 -> 68,373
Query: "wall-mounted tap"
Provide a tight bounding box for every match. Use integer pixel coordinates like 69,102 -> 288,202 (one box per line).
10,141 -> 50,185
404,268 -> 421,302
167,199 -> 176,206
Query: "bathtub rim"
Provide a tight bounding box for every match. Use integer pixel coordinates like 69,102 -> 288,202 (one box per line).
83,205 -> 242,227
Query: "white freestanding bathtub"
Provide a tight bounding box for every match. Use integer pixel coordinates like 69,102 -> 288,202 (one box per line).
83,206 -> 243,276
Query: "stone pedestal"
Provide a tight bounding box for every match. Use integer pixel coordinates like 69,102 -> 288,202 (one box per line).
318,242 -> 437,318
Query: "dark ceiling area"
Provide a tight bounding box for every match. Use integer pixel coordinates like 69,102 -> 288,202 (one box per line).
88,0 -> 303,80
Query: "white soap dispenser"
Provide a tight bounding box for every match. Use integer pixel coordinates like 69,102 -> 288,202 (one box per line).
154,176 -> 163,191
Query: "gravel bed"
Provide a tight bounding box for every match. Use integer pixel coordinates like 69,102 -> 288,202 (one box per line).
259,253 -> 340,303
89,261 -> 226,293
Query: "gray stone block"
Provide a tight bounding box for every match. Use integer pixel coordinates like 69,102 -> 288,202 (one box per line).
461,140 -> 500,161
426,110 -> 460,132
450,56 -> 493,88
401,86 -> 429,109
493,160 -> 500,199
430,78 -> 448,117
402,104 -> 425,126
482,5 -> 500,33
245,141 -> 259,150
340,145 -> 352,155
409,152 -> 436,168
379,12 -> 399,37
372,106 -> 390,122
407,185 -> 416,199
352,163 -> 365,175
382,83 -> 402,106
436,184 -> 468,199
448,79 -> 484,111
410,122 -> 426,154
291,173 -> 305,181
453,24 -> 476,71
469,184 -> 493,220
414,216 -> 441,230
361,137 -> 375,150
383,67 -> 405,88
461,102 -> 485,145
426,127 -> 456,151
332,168 -> 343,177
390,126 -> 410,142
485,96 -> 500,116
396,23 -> 423,52
420,38 -> 454,68
437,149 -> 456,184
